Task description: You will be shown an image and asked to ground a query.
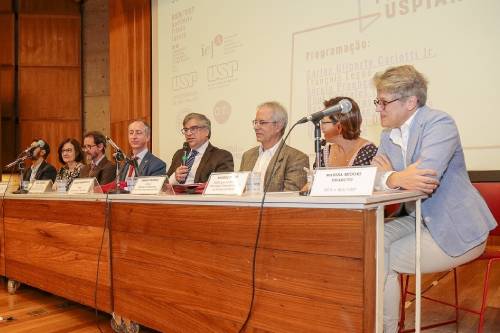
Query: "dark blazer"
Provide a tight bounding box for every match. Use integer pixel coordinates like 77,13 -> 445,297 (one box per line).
240,142 -> 309,192
120,150 -> 167,180
79,156 -> 116,185
22,160 -> 57,182
167,142 -> 234,183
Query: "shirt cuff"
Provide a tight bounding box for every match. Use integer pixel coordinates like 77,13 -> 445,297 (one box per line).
380,171 -> 397,191
169,172 -> 179,185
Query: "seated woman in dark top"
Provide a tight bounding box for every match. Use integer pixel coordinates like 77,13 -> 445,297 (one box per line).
319,96 -> 377,167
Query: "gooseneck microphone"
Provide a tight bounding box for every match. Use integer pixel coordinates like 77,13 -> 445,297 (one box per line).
296,98 -> 352,124
21,140 -> 45,155
181,142 -> 189,166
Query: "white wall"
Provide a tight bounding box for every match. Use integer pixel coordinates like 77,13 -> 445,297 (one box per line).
153,0 -> 500,170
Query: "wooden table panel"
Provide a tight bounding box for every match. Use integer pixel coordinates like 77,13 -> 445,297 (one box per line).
111,203 -> 372,332
3,199 -> 111,312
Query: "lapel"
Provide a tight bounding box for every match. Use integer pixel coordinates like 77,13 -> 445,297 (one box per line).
194,142 -> 213,182
264,141 -> 286,186
91,157 -> 107,177
35,161 -> 47,179
245,148 -> 259,171
405,106 -> 427,166
138,151 -> 150,176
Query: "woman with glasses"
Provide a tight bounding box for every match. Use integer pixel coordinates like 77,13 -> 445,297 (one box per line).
54,138 -> 85,191
318,96 -> 377,167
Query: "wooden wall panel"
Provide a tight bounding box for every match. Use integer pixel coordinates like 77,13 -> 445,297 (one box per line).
0,0 -> 11,12
19,15 -> 80,66
16,1 -> 82,168
19,67 -> 80,119
18,0 -> 80,15
0,67 -> 14,118
109,0 -> 151,150
0,14 -> 14,65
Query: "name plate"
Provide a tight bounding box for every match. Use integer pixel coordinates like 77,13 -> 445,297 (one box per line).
29,180 -> 53,193
68,178 -> 95,194
0,182 -> 8,194
310,166 -> 377,196
131,176 -> 167,195
204,172 -> 249,195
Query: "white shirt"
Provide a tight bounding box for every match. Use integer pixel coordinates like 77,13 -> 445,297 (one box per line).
169,140 -> 209,184
252,140 -> 282,191
380,109 -> 419,190
93,154 -> 106,167
29,160 -> 43,183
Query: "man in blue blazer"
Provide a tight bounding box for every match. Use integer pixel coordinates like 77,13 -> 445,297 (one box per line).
120,119 -> 166,180
371,65 -> 497,333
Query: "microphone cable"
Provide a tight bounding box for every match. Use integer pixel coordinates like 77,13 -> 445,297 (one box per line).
93,191 -> 111,333
237,122 -> 299,332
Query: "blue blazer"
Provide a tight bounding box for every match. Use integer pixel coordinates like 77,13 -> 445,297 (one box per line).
120,151 -> 166,180
378,106 -> 497,257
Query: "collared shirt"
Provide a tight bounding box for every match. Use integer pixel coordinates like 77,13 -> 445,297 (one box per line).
93,154 -> 106,167
253,140 -> 282,191
29,160 -> 43,183
380,108 -> 420,190
126,149 -> 148,178
169,140 -> 209,184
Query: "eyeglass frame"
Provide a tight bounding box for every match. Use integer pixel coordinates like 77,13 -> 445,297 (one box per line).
251,120 -> 277,127
82,144 -> 97,151
181,125 -> 207,135
373,97 -> 402,109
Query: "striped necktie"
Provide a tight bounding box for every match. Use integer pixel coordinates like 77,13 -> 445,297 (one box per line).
180,150 -> 198,184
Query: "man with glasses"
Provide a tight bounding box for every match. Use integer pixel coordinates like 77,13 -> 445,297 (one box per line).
240,101 -> 309,192
167,113 -> 233,184
120,119 -> 166,179
22,138 -> 57,183
371,65 -> 496,333
79,131 -> 115,185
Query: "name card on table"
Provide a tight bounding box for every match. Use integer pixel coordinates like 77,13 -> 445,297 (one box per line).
0,182 -> 8,194
29,180 -> 53,193
131,176 -> 167,195
68,178 -> 96,194
309,166 -> 377,196
204,172 -> 249,195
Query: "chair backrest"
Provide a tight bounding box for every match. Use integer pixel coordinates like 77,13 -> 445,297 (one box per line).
473,182 -> 500,236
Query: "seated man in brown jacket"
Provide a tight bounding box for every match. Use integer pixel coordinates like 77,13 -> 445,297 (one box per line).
240,101 -> 309,192
168,113 -> 234,184
79,131 -> 115,185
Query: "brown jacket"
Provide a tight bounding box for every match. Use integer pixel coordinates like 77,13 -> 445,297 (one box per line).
79,156 -> 116,185
239,142 -> 309,192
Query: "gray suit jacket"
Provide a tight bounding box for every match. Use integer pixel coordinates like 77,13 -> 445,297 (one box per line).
240,142 -> 309,192
378,106 -> 497,256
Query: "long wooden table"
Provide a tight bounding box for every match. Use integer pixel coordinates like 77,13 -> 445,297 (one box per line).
0,191 -> 424,332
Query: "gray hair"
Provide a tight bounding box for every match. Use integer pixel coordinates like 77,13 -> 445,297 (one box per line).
129,119 -> 151,137
183,113 -> 211,138
257,101 -> 288,136
373,65 -> 428,107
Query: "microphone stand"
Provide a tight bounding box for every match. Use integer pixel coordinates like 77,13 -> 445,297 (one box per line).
109,149 -> 129,194
313,120 -> 322,170
6,155 -> 29,194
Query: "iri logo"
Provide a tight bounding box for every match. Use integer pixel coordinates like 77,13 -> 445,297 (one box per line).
172,72 -> 197,91
207,61 -> 238,82
201,34 -> 224,58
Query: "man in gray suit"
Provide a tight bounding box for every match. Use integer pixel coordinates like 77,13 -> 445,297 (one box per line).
371,65 -> 497,333
240,101 -> 309,192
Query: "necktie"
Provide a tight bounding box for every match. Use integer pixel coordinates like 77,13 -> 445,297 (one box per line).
180,150 -> 198,184
127,157 -> 138,178
90,162 -> 96,175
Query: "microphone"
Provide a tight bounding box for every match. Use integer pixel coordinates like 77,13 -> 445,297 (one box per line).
105,136 -> 126,162
181,142 -> 189,166
297,99 -> 352,124
21,140 -> 44,155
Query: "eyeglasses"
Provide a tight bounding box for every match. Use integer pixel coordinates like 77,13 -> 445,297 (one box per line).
252,120 -> 276,127
181,126 -> 206,135
373,97 -> 401,108
62,148 -> 74,153
320,121 -> 336,125
82,144 -> 97,151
